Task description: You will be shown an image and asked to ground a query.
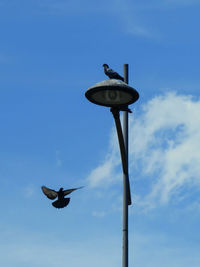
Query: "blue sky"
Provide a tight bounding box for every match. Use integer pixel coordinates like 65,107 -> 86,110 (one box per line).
0,0 -> 200,266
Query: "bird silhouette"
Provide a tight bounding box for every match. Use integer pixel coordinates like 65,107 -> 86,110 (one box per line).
103,64 -> 124,81
41,186 -> 83,209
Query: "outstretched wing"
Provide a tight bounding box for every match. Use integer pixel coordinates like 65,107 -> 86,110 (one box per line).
63,186 -> 84,196
41,186 -> 58,200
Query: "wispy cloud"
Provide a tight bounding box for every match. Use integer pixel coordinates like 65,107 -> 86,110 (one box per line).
37,0 -> 199,39
110,0 -> 158,38
86,130 -> 121,188
131,92 -> 200,207
34,0 -> 154,38
86,92 -> 200,209
110,0 -> 200,38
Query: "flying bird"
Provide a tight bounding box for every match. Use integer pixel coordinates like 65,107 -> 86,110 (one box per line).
103,64 -> 124,81
41,186 -> 83,209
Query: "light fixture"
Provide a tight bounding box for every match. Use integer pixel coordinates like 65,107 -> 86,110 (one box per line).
85,79 -> 139,108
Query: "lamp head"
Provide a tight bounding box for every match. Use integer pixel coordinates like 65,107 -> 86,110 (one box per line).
85,80 -> 139,108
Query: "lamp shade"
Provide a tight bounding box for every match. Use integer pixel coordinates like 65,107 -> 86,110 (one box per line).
85,80 -> 139,107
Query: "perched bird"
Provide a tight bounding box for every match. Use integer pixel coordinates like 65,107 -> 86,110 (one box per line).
41,186 -> 83,209
103,64 -> 124,81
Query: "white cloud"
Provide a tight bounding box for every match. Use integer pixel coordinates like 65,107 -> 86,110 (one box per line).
87,130 -> 121,188
87,92 -> 200,209
131,92 -> 200,206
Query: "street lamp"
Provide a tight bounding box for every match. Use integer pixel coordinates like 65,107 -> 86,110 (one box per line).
85,79 -> 139,108
85,65 -> 139,267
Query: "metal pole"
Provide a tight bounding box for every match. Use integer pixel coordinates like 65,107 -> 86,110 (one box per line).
110,108 -> 128,176
122,64 -> 129,267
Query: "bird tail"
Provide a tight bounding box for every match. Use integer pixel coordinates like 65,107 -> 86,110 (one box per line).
52,198 -> 70,209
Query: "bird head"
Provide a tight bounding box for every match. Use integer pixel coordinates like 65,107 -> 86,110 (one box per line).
103,64 -> 109,68
59,187 -> 64,192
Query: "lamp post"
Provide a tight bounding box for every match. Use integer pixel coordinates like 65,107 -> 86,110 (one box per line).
85,64 -> 139,267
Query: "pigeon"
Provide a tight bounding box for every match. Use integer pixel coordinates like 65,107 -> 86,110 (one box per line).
103,64 -> 124,81
41,186 -> 83,209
